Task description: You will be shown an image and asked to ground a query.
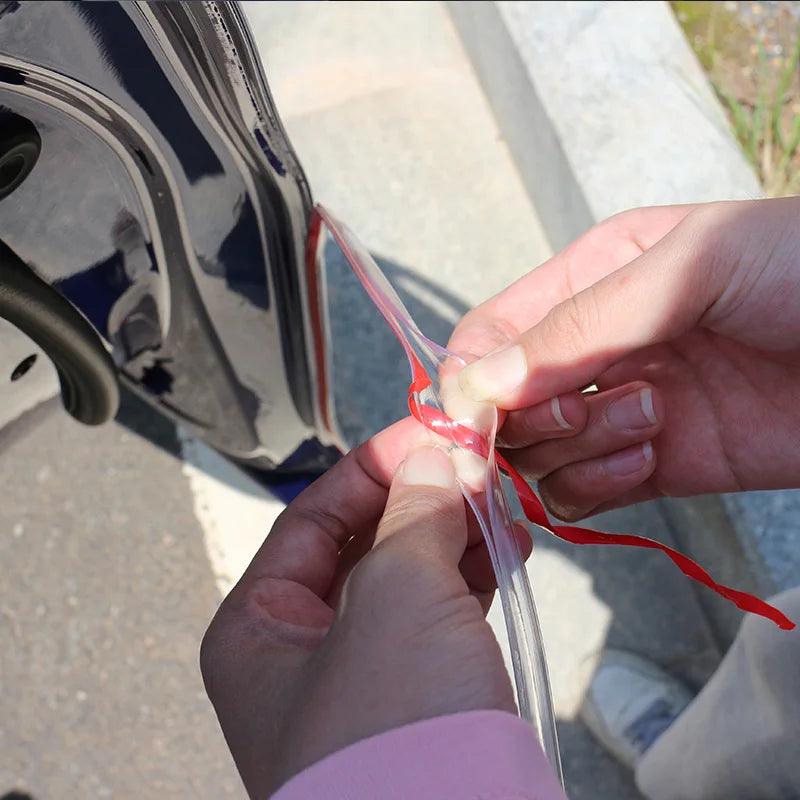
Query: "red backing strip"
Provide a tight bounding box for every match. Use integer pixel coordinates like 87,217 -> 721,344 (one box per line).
405,360 -> 795,631
305,209 -> 334,435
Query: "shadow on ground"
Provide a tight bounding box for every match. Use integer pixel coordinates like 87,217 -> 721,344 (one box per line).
533,503 -> 722,797
324,241 -> 469,446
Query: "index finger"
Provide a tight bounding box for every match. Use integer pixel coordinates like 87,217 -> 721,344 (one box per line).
458,206 -> 724,409
447,204 -> 696,359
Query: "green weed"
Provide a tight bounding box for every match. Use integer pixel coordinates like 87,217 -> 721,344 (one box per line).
673,1 -> 800,196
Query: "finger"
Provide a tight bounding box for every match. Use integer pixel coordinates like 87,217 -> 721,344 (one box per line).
447,204 -> 698,360
462,523 -> 533,616
498,391 -> 588,448
589,481 -> 662,515
457,207 -> 726,408
328,473 -> 489,601
465,500 -> 487,548
459,522 -> 533,595
539,442 -> 657,522
239,416 -> 430,597
372,445 -> 466,567
506,382 -> 663,480
474,591 -> 495,616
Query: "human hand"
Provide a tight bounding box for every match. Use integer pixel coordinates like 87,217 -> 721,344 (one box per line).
450,198 -> 800,521
200,418 -> 527,798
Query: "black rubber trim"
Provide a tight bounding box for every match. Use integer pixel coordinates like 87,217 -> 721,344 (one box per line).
0,240 -> 119,424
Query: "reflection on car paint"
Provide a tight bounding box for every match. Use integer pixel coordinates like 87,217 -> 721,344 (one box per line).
0,1 -> 343,471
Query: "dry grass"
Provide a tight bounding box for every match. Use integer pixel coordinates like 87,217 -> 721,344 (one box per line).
673,1 -> 800,196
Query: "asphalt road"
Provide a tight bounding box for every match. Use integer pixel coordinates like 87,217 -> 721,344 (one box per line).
0,393 -> 249,797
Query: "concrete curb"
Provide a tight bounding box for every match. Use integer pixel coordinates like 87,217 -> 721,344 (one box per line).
449,0 -> 793,643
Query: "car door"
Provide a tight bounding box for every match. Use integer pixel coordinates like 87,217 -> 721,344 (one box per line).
0,0 -> 341,474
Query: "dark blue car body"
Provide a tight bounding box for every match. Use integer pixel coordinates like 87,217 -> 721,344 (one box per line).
0,1 -> 342,474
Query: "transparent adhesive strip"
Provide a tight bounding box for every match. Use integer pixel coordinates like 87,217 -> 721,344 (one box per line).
315,205 -> 564,783
314,204 -> 797,788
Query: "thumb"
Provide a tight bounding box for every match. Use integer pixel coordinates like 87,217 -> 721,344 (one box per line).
457,210 -> 727,409
372,445 -> 467,568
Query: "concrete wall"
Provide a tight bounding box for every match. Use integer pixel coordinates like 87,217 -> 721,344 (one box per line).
449,0 -> 796,643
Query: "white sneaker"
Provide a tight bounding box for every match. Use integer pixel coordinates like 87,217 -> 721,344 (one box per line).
580,649 -> 694,769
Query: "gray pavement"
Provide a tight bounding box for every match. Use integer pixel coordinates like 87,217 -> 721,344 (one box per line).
1,394 -> 245,798
2,3 -> 726,799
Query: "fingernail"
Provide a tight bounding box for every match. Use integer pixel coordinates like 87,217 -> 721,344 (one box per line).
550,396 -> 573,430
605,442 -> 653,476
400,446 -> 457,488
450,447 -> 487,492
520,395 -> 574,434
607,388 -> 658,431
458,345 -> 527,402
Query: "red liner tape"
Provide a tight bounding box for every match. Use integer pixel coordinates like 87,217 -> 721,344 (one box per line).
407,354 -> 795,631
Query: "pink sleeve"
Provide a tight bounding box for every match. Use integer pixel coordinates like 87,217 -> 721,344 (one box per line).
271,710 -> 568,800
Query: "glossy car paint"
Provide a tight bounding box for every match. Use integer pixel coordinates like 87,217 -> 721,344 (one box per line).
0,1 -> 342,470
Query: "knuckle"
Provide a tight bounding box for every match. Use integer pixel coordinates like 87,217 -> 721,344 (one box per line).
545,292 -> 600,358
484,316 -> 520,348
584,208 -> 648,257
279,503 -> 350,554
514,449 -> 554,482
450,311 -> 519,358
679,208 -> 719,263
517,409 -> 550,445
199,614 -> 229,694
199,583 -> 293,698
198,580 -> 278,684
684,200 -> 728,228
677,205 -> 734,273
543,497 -> 585,523
584,211 -> 632,251
539,477 -> 590,522
347,544 -> 429,603
499,420 -> 538,451
199,630 -> 217,677
604,206 -> 644,229
353,493 -> 464,598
